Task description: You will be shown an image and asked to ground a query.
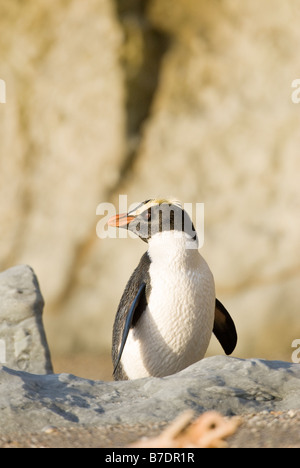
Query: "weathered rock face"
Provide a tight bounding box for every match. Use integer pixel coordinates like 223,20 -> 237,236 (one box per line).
0,356 -> 300,434
0,0 -> 300,359
124,0 -> 300,359
0,265 -> 52,374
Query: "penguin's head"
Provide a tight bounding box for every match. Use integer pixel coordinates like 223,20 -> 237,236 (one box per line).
108,198 -> 198,244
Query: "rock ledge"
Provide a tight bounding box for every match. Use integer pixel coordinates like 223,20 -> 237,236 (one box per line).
0,355 -> 300,434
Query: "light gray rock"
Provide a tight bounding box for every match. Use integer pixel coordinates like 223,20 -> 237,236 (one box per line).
0,265 -> 52,374
0,356 -> 299,434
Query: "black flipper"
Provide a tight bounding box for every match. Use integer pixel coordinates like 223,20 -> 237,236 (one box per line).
213,298 -> 237,355
113,282 -> 146,376
112,252 -> 151,380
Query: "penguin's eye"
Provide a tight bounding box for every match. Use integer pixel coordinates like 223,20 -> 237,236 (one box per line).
142,209 -> 151,222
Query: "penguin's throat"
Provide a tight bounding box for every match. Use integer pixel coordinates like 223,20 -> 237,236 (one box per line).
148,231 -> 199,265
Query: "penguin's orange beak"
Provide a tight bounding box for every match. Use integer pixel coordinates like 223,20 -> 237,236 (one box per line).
108,213 -> 135,228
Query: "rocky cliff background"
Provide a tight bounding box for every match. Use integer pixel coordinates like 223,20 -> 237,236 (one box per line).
1,0 -> 300,378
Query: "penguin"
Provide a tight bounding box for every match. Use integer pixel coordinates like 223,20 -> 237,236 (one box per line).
108,198 -> 237,381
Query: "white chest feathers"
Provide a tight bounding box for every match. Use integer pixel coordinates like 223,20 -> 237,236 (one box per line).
121,232 -> 216,379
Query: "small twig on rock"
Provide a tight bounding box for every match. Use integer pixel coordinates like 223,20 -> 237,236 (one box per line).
129,410 -> 241,448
